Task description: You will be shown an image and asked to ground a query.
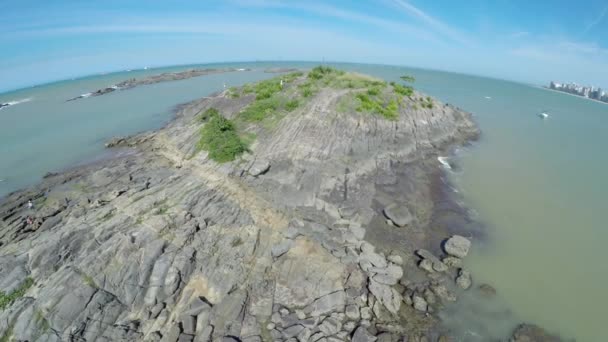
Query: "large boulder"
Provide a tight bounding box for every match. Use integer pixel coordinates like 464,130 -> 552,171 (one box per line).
383,204 -> 413,227
443,235 -> 471,258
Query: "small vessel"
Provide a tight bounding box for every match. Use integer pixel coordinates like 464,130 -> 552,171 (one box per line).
539,111 -> 549,119
484,96 -> 492,99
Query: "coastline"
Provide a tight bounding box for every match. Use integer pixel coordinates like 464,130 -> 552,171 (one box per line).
0,70 -> 558,341
538,85 -> 608,106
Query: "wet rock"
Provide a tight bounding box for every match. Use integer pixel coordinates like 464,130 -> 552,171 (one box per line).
383,204 -> 413,227
443,235 -> 471,258
510,324 -> 562,342
431,284 -> 456,302
416,249 -> 447,272
441,256 -> 462,268
418,259 -> 435,273
352,326 -> 378,342
456,269 -> 472,289
478,284 -> 497,297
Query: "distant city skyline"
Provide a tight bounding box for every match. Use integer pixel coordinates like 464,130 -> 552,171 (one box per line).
1,0 -> 608,92
549,81 -> 608,103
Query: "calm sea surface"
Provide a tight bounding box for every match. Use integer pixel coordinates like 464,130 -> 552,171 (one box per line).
1,62 -> 606,340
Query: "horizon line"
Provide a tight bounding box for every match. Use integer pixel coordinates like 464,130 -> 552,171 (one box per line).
1,59 -> 540,96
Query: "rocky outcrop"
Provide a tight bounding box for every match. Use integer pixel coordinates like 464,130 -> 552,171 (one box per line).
66,68 -> 252,101
1,70 -> 484,341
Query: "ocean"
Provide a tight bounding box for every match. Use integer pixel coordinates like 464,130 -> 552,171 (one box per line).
1,61 -> 606,340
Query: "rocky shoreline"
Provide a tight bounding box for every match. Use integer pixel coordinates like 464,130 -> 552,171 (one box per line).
66,68 -> 251,102
1,68 -> 559,341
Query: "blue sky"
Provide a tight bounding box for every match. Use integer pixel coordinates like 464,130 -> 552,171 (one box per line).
1,0 -> 608,92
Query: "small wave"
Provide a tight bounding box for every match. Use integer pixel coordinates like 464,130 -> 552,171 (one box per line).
81,92 -> 92,98
0,98 -> 32,110
484,96 -> 492,100
7,98 -> 32,106
438,156 -> 452,170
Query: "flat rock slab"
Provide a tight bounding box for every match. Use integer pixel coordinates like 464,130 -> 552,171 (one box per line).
383,204 -> 413,227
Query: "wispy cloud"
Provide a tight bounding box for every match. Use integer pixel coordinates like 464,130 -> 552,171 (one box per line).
386,0 -> 472,45
583,4 -> 608,34
227,0 -> 442,43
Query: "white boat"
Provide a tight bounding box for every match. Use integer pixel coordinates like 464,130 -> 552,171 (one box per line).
539,112 -> 549,119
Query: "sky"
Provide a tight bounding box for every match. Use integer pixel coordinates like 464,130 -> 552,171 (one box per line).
1,0 -> 608,92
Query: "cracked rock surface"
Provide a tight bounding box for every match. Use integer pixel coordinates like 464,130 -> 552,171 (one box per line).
1,71 -> 483,341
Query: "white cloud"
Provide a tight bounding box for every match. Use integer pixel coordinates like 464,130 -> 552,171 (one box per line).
385,0 -> 473,45
583,4 -> 608,34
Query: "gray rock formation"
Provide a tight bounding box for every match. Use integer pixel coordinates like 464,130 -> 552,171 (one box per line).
0,69 -> 487,341
456,269 -> 472,290
443,235 -> 471,258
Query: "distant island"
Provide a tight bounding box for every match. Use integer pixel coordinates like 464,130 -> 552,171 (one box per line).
547,81 -> 608,103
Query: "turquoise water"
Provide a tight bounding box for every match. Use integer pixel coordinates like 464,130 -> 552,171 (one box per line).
0,64 -> 277,196
1,62 -> 606,339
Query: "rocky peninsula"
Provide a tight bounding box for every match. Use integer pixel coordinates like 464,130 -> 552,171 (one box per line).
67,68 -> 250,101
1,67 -> 557,341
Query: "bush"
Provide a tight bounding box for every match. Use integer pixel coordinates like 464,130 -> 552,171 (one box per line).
355,94 -> 399,120
240,97 -> 280,122
285,99 -> 299,111
308,66 -> 342,80
197,113 -> 248,162
254,79 -> 282,100
392,83 -> 414,97
400,75 -> 416,83
198,108 -> 220,122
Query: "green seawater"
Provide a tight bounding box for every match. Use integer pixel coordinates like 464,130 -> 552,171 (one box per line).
1,62 -> 606,340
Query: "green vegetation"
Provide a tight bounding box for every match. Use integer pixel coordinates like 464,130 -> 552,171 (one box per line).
355,93 -> 399,120
197,110 -> 248,162
391,82 -> 414,97
198,108 -> 220,122
400,75 -> 416,83
240,97 -> 281,122
0,277 -> 34,310
231,236 -> 243,247
0,325 -> 13,342
227,87 -> 240,98
421,96 -> 434,109
35,310 -> 50,333
308,66 -> 343,80
298,82 -> 316,98
82,274 -> 97,288
285,99 -> 299,111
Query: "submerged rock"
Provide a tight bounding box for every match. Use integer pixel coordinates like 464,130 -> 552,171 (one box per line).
510,324 -> 563,342
383,204 -> 413,227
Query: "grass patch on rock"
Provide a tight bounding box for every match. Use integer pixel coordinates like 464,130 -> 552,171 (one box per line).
0,277 -> 34,310
197,110 -> 249,162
